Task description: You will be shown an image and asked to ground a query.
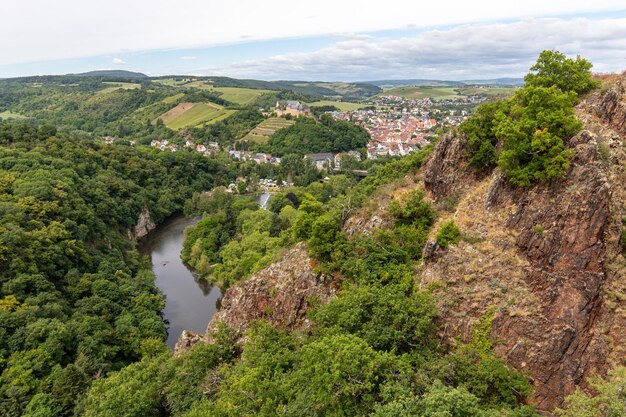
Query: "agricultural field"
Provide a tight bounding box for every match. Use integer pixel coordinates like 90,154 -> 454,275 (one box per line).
156,102 -> 235,130
241,117 -> 295,143
377,85 -> 518,100
98,82 -> 141,94
211,87 -> 272,105
0,111 -> 27,120
162,93 -> 185,104
153,78 -> 197,87
306,100 -> 369,111
456,85 -> 518,97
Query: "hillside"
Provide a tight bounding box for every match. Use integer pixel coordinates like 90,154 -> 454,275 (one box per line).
154,75 -> 382,99
418,77 -> 625,410
169,61 -> 625,415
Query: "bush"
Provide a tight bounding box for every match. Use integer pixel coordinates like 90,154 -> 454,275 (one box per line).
388,189 -> 435,229
435,220 -> 461,249
496,86 -> 579,186
555,366 -> 626,417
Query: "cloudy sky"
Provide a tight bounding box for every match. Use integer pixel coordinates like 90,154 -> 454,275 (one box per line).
1,1 -> 625,80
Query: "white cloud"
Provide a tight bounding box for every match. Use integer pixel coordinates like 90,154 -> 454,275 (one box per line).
1,1 -> 625,65
180,56 -> 197,60
205,17 -> 626,80
112,57 -> 126,65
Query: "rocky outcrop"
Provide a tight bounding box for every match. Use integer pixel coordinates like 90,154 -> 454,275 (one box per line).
489,128 -> 610,410
207,242 -> 337,335
175,243 -> 337,352
589,78 -> 626,136
423,130 -> 479,201
420,80 -> 626,412
174,330 -> 206,354
130,207 -> 156,240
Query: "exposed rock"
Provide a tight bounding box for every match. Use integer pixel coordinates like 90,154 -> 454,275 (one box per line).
129,207 -> 156,240
422,240 -> 444,262
588,79 -> 626,136
174,330 -> 206,354
207,242 -> 337,336
423,130 -> 480,201
420,79 -> 626,412
490,128 -> 611,410
344,212 -> 392,237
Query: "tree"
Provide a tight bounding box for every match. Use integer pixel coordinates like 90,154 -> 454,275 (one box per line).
459,101 -> 508,172
496,86 -> 579,186
524,50 -> 599,95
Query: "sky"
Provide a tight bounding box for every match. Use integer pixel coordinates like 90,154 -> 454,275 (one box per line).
1,1 -> 625,81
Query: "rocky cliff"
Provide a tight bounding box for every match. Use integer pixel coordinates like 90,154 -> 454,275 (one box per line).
176,242 -> 338,353
129,206 -> 156,240
418,77 -> 625,411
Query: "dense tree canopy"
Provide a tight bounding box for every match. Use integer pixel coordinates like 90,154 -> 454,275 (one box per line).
262,114 -> 370,156
0,122 -> 235,416
459,50 -> 595,186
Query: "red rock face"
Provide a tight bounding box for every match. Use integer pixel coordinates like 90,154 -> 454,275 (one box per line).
423,130 -> 478,199
487,131 -> 610,410
207,242 -> 337,335
423,80 -> 625,412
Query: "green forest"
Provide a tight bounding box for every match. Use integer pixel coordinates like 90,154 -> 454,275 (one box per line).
0,122 -> 236,416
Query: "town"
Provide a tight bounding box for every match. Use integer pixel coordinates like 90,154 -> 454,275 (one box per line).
136,93 -> 486,165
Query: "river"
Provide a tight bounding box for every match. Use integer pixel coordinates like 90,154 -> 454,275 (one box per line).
139,193 -> 272,348
138,215 -> 222,348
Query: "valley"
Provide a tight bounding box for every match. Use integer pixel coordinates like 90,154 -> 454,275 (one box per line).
0,51 -> 623,417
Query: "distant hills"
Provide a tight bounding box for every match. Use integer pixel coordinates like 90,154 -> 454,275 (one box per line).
72,70 -> 150,79
153,76 -> 382,100
368,78 -> 524,88
1,70 -> 523,100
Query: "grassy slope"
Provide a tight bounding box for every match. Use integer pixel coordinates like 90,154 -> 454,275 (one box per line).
306,100 -> 365,111
164,103 -> 234,130
212,87 -> 272,105
97,82 -> 141,95
242,117 -> 295,143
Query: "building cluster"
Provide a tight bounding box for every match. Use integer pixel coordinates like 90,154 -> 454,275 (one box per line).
328,108 -> 435,159
149,139 -> 220,157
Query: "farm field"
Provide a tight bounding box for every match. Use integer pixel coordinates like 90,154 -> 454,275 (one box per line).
212,87 -> 272,105
98,82 -> 141,94
241,117 -> 295,143
306,100 -> 369,111
155,79 -> 270,105
162,93 -> 185,104
156,102 -> 235,130
379,86 -> 463,100
0,111 -> 27,120
153,78 -> 196,87
378,85 -> 518,100
456,85 -> 518,97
